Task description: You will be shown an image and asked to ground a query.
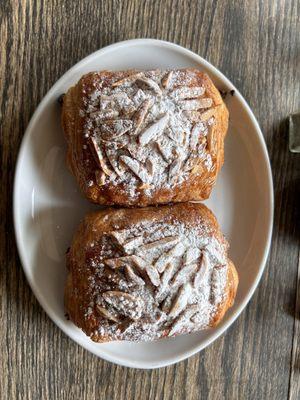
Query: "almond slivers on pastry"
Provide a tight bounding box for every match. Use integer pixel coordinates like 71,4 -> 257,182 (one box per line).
61,68 -> 228,206
65,203 -> 238,343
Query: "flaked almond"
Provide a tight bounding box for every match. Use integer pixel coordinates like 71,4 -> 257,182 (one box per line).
123,236 -> 144,254
95,170 -> 107,186
161,71 -> 173,89
138,236 -> 180,253
155,263 -> 175,302
193,251 -> 210,287
168,304 -> 199,336
168,158 -> 183,181
138,77 -> 162,96
112,72 -> 142,87
120,155 -> 151,183
104,255 -> 135,269
90,110 -> 119,120
139,113 -> 169,145
101,119 -> 133,140
125,265 -> 145,287
129,255 -> 160,287
133,99 -> 152,134
109,230 -> 128,245
156,136 -> 174,162
199,106 -> 219,121
88,137 -> 113,176
190,123 -> 206,150
169,283 -> 192,318
155,242 -> 186,273
171,263 -> 198,288
105,149 -> 126,177
95,305 -> 121,323
183,248 -> 201,265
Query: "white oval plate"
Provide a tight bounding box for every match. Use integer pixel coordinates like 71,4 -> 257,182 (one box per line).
13,39 -> 273,369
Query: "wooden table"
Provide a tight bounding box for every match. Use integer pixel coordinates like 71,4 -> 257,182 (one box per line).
1,1 -> 299,399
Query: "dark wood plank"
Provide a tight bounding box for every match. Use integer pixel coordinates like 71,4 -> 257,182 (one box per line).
1,1 -> 299,399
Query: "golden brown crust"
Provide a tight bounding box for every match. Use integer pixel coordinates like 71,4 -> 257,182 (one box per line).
61,69 -> 228,206
65,203 -> 238,342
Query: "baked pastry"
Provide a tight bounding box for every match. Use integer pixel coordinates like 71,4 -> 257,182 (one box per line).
65,203 -> 238,342
62,68 -> 228,206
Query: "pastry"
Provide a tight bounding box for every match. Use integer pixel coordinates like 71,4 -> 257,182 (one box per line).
65,202 -> 238,342
62,68 -> 228,206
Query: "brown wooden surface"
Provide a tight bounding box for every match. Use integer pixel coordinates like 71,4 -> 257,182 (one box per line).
1,1 -> 300,399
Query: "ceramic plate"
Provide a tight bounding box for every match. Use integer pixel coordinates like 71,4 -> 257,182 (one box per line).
13,39 -> 273,369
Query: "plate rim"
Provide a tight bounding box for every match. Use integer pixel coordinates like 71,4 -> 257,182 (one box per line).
13,38 -> 274,369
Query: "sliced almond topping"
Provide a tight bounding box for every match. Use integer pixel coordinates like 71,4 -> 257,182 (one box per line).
101,93 -> 131,101
155,263 -> 175,301
168,158 -> 183,182
109,231 -> 144,253
138,236 -> 180,253
145,158 -> 154,177
169,283 -> 192,318
171,263 -> 198,288
179,98 -> 213,111
104,255 -> 136,269
155,242 -> 186,273
105,149 -> 126,177
90,110 -> 119,120
156,136 -> 174,162
105,255 -> 160,286
101,119 -> 133,140
133,99 -> 152,134
132,89 -> 147,106
95,305 -> 121,323
88,137 -> 113,176
112,72 -> 142,87
103,291 -> 143,320
139,113 -> 169,145
95,170 -> 107,186
109,230 -> 128,245
127,143 -> 149,163
199,106 -> 219,121
183,248 -> 201,265
123,236 -> 144,254
193,251 -> 210,287
169,304 -> 199,336
145,264 -> 160,287
127,255 -> 160,287
183,110 -> 201,122
125,265 -> 145,287
190,123 -> 206,150
138,77 -> 162,96
120,155 -> 151,183
170,86 -> 205,100
161,71 -> 173,89
205,242 -> 226,265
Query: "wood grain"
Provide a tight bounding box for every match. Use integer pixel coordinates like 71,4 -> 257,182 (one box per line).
1,0 -> 299,399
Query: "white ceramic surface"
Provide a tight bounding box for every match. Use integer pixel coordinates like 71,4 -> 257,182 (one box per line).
13,39 -> 273,369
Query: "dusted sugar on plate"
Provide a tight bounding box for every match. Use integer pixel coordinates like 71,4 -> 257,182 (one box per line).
65,203 -> 238,342
61,68 -> 228,206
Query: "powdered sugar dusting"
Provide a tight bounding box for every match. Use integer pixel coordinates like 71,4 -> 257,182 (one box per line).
79,216 -> 229,342
80,69 -> 218,199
